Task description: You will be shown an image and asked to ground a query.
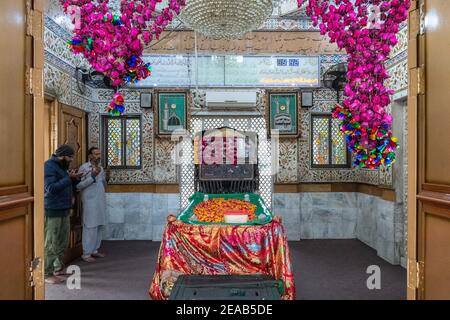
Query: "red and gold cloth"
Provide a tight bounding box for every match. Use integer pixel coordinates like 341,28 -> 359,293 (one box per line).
149,216 -> 296,300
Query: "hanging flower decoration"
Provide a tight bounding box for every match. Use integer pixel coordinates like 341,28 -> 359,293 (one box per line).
67,38 -> 85,53
61,0 -> 186,114
106,92 -> 125,116
297,0 -> 410,169
123,55 -> 153,83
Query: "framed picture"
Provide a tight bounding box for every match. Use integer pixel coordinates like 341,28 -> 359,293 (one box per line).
140,93 -> 152,108
266,90 -> 301,137
154,90 -> 188,137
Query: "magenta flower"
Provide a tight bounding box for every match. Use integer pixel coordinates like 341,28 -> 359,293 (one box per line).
299,0 -> 410,168
61,0 -> 186,114
61,0 -> 185,86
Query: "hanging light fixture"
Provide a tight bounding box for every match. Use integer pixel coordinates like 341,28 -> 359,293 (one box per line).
178,0 -> 274,38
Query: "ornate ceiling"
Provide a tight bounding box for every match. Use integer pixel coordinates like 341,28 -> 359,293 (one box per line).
45,0 -> 310,33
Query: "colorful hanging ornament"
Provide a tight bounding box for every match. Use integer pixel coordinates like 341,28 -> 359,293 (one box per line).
106,92 -> 125,116
61,0 -> 186,91
298,0 -> 410,169
86,37 -> 93,51
123,56 -> 153,83
66,38 -> 84,53
112,14 -> 123,26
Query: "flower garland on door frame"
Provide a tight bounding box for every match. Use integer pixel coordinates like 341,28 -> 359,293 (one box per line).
61,0 -> 186,116
297,0 -> 410,169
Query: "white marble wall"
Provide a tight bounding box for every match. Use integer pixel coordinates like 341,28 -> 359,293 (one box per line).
274,193 -> 358,241
355,194 -> 402,265
104,192 -> 404,265
105,193 -> 180,241
273,193 -> 404,265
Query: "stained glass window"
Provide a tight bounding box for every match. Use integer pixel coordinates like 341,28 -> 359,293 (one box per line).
312,117 -> 329,165
107,119 -> 123,167
331,118 -> 347,165
311,114 -> 349,168
126,119 -> 141,167
104,116 -> 141,168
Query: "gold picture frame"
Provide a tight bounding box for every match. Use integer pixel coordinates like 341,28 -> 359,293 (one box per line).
154,89 -> 190,138
266,89 -> 301,138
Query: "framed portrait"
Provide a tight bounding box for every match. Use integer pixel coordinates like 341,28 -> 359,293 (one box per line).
154,90 -> 188,137
266,90 -> 301,138
140,93 -> 152,108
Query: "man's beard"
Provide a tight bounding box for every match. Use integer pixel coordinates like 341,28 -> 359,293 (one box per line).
61,159 -> 70,170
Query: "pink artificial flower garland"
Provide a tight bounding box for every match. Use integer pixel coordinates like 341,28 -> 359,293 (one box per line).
61,0 -> 186,115
297,0 -> 410,169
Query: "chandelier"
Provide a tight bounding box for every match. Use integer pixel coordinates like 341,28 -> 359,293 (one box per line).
179,0 -> 274,38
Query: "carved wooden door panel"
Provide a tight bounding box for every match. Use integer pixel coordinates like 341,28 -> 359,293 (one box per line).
0,0 -> 44,299
408,0 -> 450,299
58,104 -> 86,263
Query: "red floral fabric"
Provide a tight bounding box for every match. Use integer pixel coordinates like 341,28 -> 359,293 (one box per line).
149,216 -> 296,300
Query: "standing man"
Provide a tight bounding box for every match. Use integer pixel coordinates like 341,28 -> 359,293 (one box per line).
44,144 -> 81,284
77,147 -> 108,262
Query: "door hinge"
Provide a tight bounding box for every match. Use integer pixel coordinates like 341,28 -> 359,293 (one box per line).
417,261 -> 425,291
26,1 -> 33,36
29,68 -> 44,97
417,66 -> 425,95
25,68 -> 35,95
407,258 -> 417,289
407,259 -> 424,290
419,1 -> 425,35
29,257 -> 43,288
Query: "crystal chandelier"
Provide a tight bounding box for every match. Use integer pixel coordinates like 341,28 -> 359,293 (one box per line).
179,0 -> 274,38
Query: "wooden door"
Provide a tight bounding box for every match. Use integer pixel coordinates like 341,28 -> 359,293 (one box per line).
44,98 -> 58,160
0,0 -> 44,299
408,0 -> 450,299
58,104 -> 86,263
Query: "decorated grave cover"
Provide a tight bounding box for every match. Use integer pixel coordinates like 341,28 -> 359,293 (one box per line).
177,192 -> 273,226
149,216 -> 295,300
193,127 -> 258,167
